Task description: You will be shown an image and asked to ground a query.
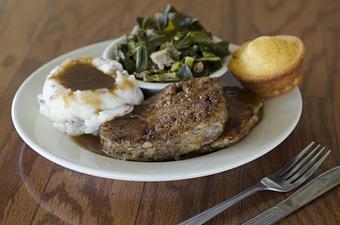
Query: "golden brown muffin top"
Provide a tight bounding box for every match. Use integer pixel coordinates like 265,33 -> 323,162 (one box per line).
229,35 -> 304,80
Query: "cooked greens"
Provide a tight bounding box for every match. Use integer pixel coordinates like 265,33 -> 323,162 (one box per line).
111,5 -> 230,82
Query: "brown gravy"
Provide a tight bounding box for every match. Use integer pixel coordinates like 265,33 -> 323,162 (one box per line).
56,63 -> 115,91
72,134 -> 104,154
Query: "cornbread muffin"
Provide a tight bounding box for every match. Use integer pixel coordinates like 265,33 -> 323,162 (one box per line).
229,35 -> 305,97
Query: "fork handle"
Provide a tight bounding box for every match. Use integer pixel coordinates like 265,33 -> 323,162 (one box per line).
178,182 -> 267,225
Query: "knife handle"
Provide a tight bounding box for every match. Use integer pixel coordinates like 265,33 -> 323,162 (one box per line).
244,166 -> 340,225
242,207 -> 287,225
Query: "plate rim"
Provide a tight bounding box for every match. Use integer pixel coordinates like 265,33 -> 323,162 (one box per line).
11,40 -> 303,182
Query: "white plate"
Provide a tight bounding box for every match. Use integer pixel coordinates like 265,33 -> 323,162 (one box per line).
102,36 -> 237,91
11,40 -> 302,181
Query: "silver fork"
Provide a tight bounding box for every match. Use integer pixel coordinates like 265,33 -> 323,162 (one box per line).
178,142 -> 331,225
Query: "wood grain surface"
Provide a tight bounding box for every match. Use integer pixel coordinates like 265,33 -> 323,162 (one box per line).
1,0 -> 339,224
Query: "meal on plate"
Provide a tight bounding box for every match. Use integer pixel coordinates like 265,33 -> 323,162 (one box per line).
108,5 -> 230,82
37,5 -> 305,161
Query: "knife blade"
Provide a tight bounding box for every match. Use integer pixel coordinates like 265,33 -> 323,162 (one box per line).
243,165 -> 340,225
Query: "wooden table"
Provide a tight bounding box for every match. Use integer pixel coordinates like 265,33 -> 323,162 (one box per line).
1,0 -> 339,224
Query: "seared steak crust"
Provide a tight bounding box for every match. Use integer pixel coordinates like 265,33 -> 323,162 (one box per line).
200,87 -> 263,153
100,77 -> 227,161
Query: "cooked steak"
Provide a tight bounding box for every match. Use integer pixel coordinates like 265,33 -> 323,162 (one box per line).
100,77 -> 227,161
200,87 -> 263,153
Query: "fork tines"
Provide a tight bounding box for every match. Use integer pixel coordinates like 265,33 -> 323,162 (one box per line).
277,142 -> 331,184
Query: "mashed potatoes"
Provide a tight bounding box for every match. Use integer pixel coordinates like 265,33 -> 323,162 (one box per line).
37,57 -> 144,135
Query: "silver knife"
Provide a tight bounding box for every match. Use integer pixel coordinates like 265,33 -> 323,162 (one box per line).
243,166 -> 340,225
